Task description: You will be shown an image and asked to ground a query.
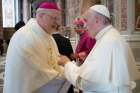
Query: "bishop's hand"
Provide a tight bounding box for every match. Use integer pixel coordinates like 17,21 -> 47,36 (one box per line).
58,55 -> 70,66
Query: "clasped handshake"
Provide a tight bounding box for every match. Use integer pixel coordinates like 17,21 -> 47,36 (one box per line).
58,52 -> 87,66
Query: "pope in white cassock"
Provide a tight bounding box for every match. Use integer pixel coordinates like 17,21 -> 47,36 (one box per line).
3,2 -> 70,93
58,5 -> 140,93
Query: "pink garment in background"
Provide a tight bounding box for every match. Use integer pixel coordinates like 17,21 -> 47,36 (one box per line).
75,31 -> 96,56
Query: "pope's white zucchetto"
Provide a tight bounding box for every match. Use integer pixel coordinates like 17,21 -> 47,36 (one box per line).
90,5 -> 110,19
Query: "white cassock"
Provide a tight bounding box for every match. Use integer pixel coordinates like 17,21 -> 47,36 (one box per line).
64,25 -> 140,93
3,18 -> 70,93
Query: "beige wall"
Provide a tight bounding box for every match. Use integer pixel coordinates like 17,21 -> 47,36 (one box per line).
80,0 -> 101,14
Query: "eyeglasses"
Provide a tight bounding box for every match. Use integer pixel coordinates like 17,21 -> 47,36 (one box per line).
46,14 -> 58,21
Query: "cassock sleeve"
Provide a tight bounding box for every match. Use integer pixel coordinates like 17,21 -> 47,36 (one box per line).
17,46 -> 61,82
24,49 -> 60,77
64,61 -> 98,91
64,62 -> 80,86
16,36 -> 62,80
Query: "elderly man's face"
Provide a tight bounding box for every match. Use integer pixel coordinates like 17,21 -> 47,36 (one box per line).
42,10 -> 61,32
83,10 -> 97,38
74,24 -> 85,34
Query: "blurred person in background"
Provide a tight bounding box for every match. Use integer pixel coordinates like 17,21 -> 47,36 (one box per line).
74,17 -> 96,65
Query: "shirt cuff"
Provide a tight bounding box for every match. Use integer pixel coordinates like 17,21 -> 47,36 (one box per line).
64,61 -> 75,68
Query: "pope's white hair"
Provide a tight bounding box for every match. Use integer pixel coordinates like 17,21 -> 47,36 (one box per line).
89,9 -> 111,25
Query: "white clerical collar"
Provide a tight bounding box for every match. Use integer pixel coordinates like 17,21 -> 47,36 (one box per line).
95,25 -> 112,40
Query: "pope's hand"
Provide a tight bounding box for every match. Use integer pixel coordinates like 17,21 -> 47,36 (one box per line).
58,55 -> 70,66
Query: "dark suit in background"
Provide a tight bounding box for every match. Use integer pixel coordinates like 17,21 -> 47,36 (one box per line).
52,33 -> 74,93
52,33 -> 74,60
